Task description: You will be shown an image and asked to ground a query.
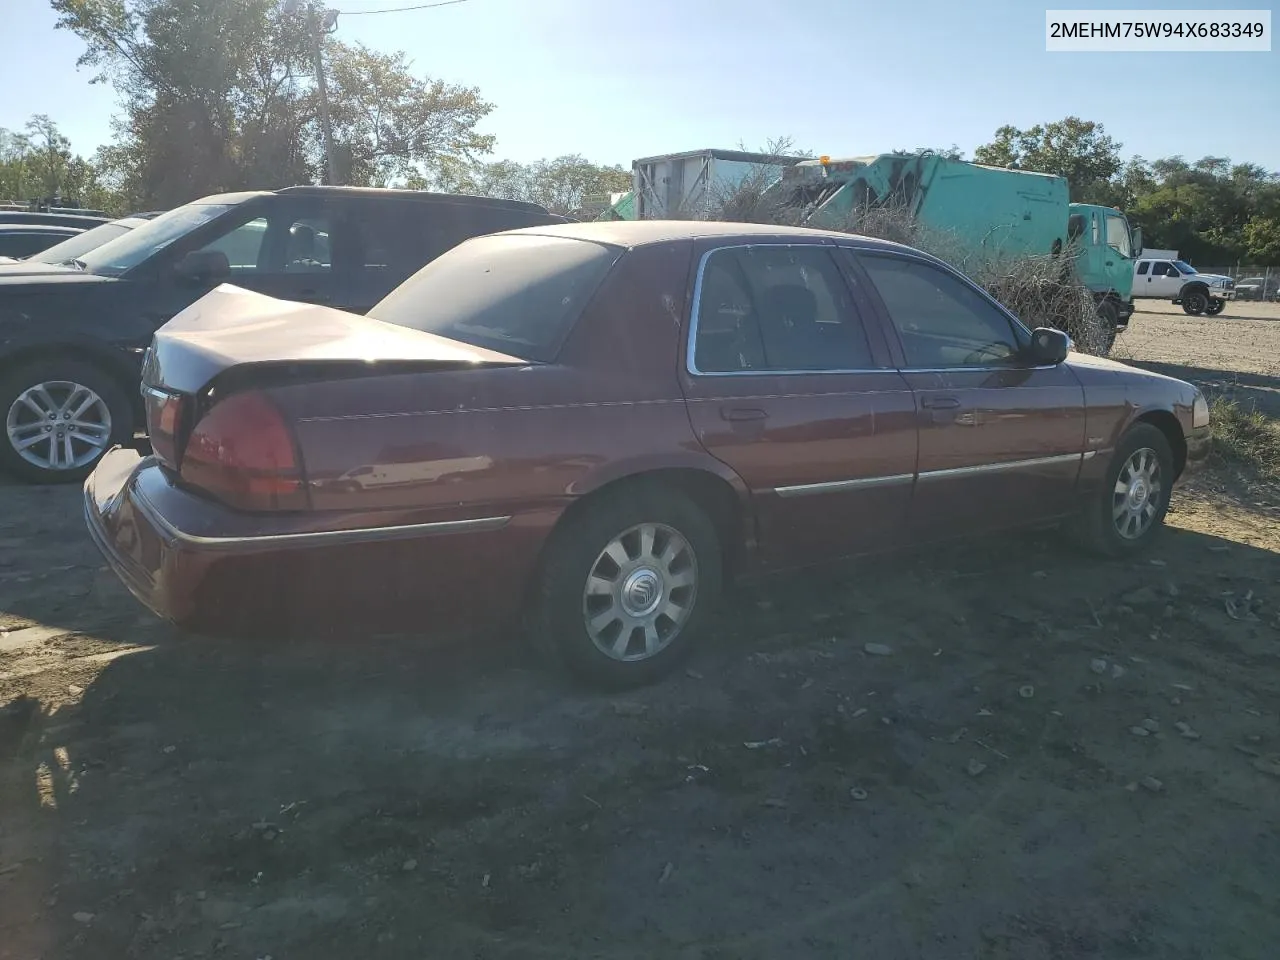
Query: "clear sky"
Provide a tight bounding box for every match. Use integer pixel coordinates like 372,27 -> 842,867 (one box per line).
2,0 -> 1277,171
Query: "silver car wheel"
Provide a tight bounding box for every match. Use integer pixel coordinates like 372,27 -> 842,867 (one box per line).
1112,447 -> 1162,540
582,522 -> 699,662
5,380 -> 113,471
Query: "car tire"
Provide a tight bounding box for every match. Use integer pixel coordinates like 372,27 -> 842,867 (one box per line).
1074,423 -> 1175,558
0,359 -> 134,484
1205,298 -> 1225,316
532,486 -> 722,689
1181,289 -> 1208,315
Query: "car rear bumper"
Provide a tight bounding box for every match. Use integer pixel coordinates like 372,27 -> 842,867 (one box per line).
84,448 -> 543,637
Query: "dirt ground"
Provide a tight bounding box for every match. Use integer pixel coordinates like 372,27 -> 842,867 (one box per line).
2,306 -> 1278,960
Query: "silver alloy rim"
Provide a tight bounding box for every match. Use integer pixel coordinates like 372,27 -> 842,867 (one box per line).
1113,447 -> 1162,540
5,380 -> 113,471
582,522 -> 698,662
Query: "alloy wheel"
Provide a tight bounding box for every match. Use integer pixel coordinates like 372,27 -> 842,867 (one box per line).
5,380 -> 113,472
582,522 -> 699,662
1112,447 -> 1163,540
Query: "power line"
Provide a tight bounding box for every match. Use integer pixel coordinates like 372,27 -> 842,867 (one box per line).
337,0 -> 470,15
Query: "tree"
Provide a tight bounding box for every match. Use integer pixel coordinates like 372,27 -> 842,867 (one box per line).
973,117 -> 1122,202
50,0 -> 496,205
320,42 -> 494,187
433,155 -> 632,217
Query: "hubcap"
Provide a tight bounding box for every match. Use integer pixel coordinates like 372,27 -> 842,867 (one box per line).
5,380 -> 112,471
1112,447 -> 1162,540
582,522 -> 698,662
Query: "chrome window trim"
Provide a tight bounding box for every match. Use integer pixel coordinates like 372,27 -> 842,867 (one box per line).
771,451 -> 1093,497
685,242 -> 891,378
131,484 -> 510,551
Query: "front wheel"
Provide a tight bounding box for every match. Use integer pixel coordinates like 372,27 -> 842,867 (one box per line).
1181,289 -> 1209,315
1205,298 -> 1226,316
532,487 -> 723,689
1095,300 -> 1119,353
1074,423 -> 1175,557
0,359 -> 134,484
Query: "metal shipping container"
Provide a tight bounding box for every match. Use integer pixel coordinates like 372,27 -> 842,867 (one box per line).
632,149 -> 809,220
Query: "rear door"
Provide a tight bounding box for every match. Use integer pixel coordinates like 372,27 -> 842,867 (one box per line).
848,247 -> 1086,543
679,239 -> 918,570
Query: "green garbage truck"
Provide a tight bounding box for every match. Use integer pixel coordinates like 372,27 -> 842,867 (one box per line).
763,153 -> 1142,344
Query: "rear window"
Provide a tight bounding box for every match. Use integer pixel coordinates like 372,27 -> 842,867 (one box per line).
367,233 -> 622,362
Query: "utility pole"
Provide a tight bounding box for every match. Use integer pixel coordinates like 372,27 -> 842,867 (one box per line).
283,0 -> 340,185
313,9 -> 340,186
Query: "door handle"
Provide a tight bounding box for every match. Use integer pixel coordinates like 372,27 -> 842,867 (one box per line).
720,406 -> 769,422
920,395 -> 961,409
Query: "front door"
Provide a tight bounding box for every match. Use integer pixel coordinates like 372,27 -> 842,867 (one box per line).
849,248 -> 1086,543
1147,261 -> 1182,297
679,241 -> 918,570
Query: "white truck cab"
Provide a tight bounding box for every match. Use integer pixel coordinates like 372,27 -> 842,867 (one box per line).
1133,256 -> 1234,316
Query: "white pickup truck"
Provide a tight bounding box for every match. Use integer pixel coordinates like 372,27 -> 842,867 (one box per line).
1133,256 -> 1235,316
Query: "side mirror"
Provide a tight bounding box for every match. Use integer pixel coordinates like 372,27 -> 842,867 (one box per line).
1131,226 -> 1143,257
174,249 -> 231,285
1027,327 -> 1070,365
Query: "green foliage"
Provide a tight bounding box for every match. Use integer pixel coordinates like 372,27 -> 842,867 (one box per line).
48,0 -> 497,206
974,117 -> 1280,265
1210,399 -> 1279,482
432,155 -> 631,217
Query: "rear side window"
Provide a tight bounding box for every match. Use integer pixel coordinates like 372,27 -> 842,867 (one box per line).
1137,262 -> 1149,275
368,233 -> 622,362
692,245 -> 874,373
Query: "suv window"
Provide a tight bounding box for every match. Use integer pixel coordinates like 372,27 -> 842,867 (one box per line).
857,253 -> 1022,368
200,217 -> 267,272
692,245 -> 873,373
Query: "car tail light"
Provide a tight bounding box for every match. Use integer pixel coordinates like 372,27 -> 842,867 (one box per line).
142,385 -> 186,470
179,390 -> 309,511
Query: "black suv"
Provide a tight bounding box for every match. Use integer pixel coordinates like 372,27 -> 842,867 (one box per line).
0,186 -> 567,483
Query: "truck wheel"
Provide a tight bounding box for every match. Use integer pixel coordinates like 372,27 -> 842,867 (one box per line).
1182,289 -> 1208,315
532,486 -> 722,689
1095,300 -> 1119,353
1205,298 -> 1225,316
0,359 -> 133,484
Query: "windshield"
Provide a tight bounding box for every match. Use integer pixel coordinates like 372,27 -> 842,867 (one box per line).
78,202 -> 240,276
26,221 -> 133,264
1173,260 -> 1197,275
368,233 -> 622,361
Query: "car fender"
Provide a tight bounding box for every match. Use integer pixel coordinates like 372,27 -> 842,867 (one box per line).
567,448 -> 753,506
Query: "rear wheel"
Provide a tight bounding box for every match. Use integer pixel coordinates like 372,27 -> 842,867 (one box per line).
1205,298 -> 1226,316
532,487 -> 722,689
1181,289 -> 1208,315
0,359 -> 133,484
1074,423 -> 1174,557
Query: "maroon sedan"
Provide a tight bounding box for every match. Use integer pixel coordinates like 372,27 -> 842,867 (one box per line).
85,221 -> 1211,687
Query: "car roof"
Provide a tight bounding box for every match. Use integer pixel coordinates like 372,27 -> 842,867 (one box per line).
0,212 -> 108,227
496,218 -> 917,252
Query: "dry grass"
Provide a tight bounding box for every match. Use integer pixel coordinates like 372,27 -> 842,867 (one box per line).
1210,398 -> 1280,482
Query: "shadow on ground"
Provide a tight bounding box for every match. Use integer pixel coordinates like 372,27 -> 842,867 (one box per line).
4,489 -> 1279,959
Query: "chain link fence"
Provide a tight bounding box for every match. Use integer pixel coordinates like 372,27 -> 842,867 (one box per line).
1199,265 -> 1280,301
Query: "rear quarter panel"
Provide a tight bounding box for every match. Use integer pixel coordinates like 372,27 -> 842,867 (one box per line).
270,237 -> 737,526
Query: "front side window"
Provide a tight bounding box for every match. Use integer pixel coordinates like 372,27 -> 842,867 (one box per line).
857,253 -> 1022,368
368,233 -> 621,362
199,218 -> 268,272
1151,262 -> 1174,277
692,245 -> 873,373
